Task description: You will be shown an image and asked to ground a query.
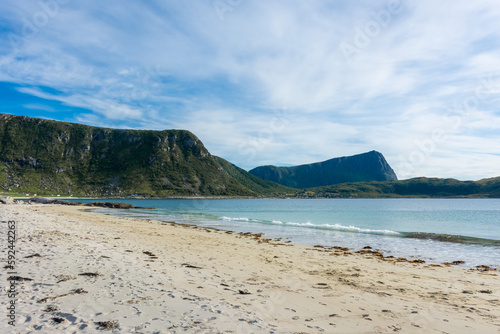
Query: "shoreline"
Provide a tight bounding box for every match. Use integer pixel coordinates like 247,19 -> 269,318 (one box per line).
3,193 -> 500,200
97,206 -> 500,271
1,203 -> 499,333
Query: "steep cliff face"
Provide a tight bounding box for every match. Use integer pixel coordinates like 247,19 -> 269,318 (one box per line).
0,113 -> 287,196
248,151 -> 398,188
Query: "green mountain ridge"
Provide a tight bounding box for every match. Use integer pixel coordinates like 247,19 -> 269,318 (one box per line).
1,113 -> 498,199
0,113 -> 289,197
249,150 -> 398,188
296,177 -> 500,198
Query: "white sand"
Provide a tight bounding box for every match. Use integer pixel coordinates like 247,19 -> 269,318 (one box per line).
1,203 -> 499,333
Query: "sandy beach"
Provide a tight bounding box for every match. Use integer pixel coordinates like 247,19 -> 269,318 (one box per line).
1,203 -> 499,333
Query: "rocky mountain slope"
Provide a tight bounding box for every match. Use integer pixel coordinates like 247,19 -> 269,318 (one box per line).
249,151 -> 398,188
0,113 -> 289,197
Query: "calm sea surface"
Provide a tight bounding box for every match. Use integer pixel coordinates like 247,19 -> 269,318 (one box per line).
71,198 -> 500,268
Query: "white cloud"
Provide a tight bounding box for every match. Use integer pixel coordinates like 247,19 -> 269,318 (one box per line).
23,103 -> 56,112
0,0 -> 500,180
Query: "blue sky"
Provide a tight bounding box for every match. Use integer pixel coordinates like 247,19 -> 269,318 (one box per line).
1,0 -> 500,180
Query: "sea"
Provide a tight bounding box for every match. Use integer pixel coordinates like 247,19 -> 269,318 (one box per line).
70,198 -> 500,269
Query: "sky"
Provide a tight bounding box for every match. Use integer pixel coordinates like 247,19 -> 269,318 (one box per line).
1,0 -> 500,180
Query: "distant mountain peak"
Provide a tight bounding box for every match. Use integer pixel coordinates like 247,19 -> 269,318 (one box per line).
249,151 -> 397,188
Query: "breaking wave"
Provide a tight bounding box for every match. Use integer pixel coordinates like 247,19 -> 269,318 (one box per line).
218,216 -> 401,236
217,216 -> 500,247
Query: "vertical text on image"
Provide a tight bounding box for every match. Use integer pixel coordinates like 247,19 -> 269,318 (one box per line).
5,220 -> 18,326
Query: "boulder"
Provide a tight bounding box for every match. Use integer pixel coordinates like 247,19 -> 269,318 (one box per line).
0,196 -> 14,204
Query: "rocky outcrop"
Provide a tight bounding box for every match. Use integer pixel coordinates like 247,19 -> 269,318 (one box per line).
26,197 -> 154,209
0,196 -> 14,204
249,151 -> 398,188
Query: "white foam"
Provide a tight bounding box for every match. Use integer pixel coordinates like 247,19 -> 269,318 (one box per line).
219,216 -> 250,222
268,220 -> 400,236
219,216 -> 401,236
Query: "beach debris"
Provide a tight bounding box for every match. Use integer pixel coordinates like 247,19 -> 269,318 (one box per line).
143,251 -> 156,257
442,260 -> 465,266
238,289 -> 251,295
182,263 -> 202,269
7,276 -> 33,281
356,249 -> 385,258
476,265 -> 491,272
479,289 -> 493,294
363,246 -> 373,249
332,246 -> 350,252
43,305 -> 59,312
79,272 -> 101,278
95,321 -> 120,331
25,253 -> 42,258
462,290 -> 474,294
410,259 -> 426,264
56,274 -> 76,283
37,288 -> 88,303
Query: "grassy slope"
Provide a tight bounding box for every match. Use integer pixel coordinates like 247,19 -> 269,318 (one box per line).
298,177 -> 500,198
0,113 -> 288,197
214,157 -> 295,195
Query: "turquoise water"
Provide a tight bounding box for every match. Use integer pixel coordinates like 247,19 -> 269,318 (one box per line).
73,198 -> 500,268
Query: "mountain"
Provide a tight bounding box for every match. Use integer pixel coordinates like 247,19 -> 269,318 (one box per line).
295,177 -> 500,198
4,113 -> 495,199
248,151 -> 398,189
214,156 -> 293,195
0,113 -> 290,197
